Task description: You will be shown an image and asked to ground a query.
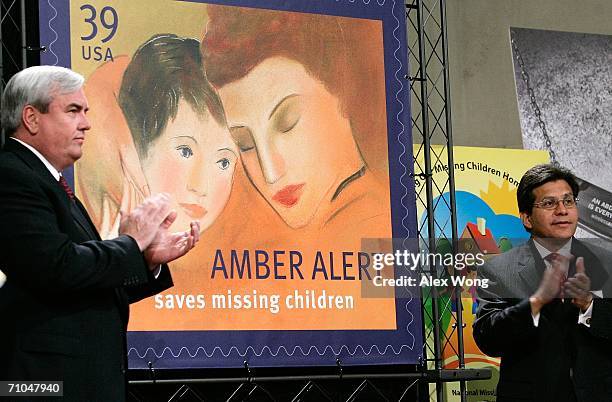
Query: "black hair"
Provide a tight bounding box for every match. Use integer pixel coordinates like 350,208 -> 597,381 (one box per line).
118,34 -> 226,159
517,163 -> 580,213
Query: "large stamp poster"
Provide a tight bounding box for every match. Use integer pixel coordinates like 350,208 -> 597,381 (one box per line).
38,0 -> 419,368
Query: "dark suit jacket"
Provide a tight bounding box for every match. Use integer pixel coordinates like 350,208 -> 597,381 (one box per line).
570,240 -> 612,402
0,139 -> 172,401
473,238 -> 612,402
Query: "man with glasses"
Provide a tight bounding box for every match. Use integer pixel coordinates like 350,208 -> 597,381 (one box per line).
474,164 -> 612,402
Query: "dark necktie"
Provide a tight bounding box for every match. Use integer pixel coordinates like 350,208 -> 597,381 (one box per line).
58,176 -> 75,201
58,176 -> 97,239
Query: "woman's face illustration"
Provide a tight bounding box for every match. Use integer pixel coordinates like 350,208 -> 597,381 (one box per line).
219,57 -> 356,228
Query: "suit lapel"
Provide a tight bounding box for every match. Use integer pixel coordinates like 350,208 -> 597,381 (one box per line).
4,140 -> 99,239
517,240 -> 546,295
4,140 -> 130,319
4,140 -> 78,215
4,139 -> 61,184
69,200 -> 99,240
74,198 -> 102,240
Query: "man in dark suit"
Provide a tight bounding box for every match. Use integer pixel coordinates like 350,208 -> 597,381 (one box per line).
0,66 -> 200,401
474,164 -> 612,402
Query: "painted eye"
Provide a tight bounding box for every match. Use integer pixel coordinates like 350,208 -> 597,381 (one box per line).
238,144 -> 255,152
230,127 -> 255,152
176,145 -> 193,159
217,158 -> 231,170
278,115 -> 300,133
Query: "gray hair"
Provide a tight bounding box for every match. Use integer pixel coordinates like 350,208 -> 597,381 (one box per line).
1,66 -> 84,137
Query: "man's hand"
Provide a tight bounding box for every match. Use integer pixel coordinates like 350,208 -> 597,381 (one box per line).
143,214 -> 200,267
118,193 -> 172,251
530,265 -> 564,315
566,257 -> 593,312
530,254 -> 570,315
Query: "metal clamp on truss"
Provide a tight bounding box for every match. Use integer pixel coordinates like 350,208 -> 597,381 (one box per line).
24,45 -> 47,52
147,361 -> 156,384
426,368 -> 492,382
410,172 -> 432,179
243,360 -> 253,383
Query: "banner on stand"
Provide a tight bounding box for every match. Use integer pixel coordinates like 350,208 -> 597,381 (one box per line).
39,0 -> 420,369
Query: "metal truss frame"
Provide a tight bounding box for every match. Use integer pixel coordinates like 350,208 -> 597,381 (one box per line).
0,0 -> 489,400
0,0 -> 40,145
407,0 -> 485,401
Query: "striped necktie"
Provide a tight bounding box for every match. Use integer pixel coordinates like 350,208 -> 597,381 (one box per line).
58,176 -> 75,201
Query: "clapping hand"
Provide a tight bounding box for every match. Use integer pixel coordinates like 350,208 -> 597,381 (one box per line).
530,254 -> 571,315
143,211 -> 200,267
118,193 -> 173,251
118,193 -> 200,268
565,257 -> 593,312
531,263 -> 565,307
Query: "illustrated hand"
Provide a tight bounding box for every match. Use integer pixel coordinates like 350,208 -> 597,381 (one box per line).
78,56 -> 142,227
105,171 -> 149,238
143,214 -> 200,267
118,193 -> 172,251
566,257 -> 593,312
119,134 -> 150,205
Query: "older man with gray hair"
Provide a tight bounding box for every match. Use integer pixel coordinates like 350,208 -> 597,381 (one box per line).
0,65 -> 200,401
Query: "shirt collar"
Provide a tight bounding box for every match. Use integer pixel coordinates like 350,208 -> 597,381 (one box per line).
10,137 -> 61,181
533,237 -> 573,259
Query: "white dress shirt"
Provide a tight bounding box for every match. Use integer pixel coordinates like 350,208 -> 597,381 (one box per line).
7,138 -> 161,277
10,137 -> 61,180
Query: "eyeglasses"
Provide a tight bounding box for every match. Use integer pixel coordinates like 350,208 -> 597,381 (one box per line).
532,195 -> 578,210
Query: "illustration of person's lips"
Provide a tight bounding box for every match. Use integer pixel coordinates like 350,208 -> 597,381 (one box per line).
179,203 -> 208,219
272,183 -> 305,208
